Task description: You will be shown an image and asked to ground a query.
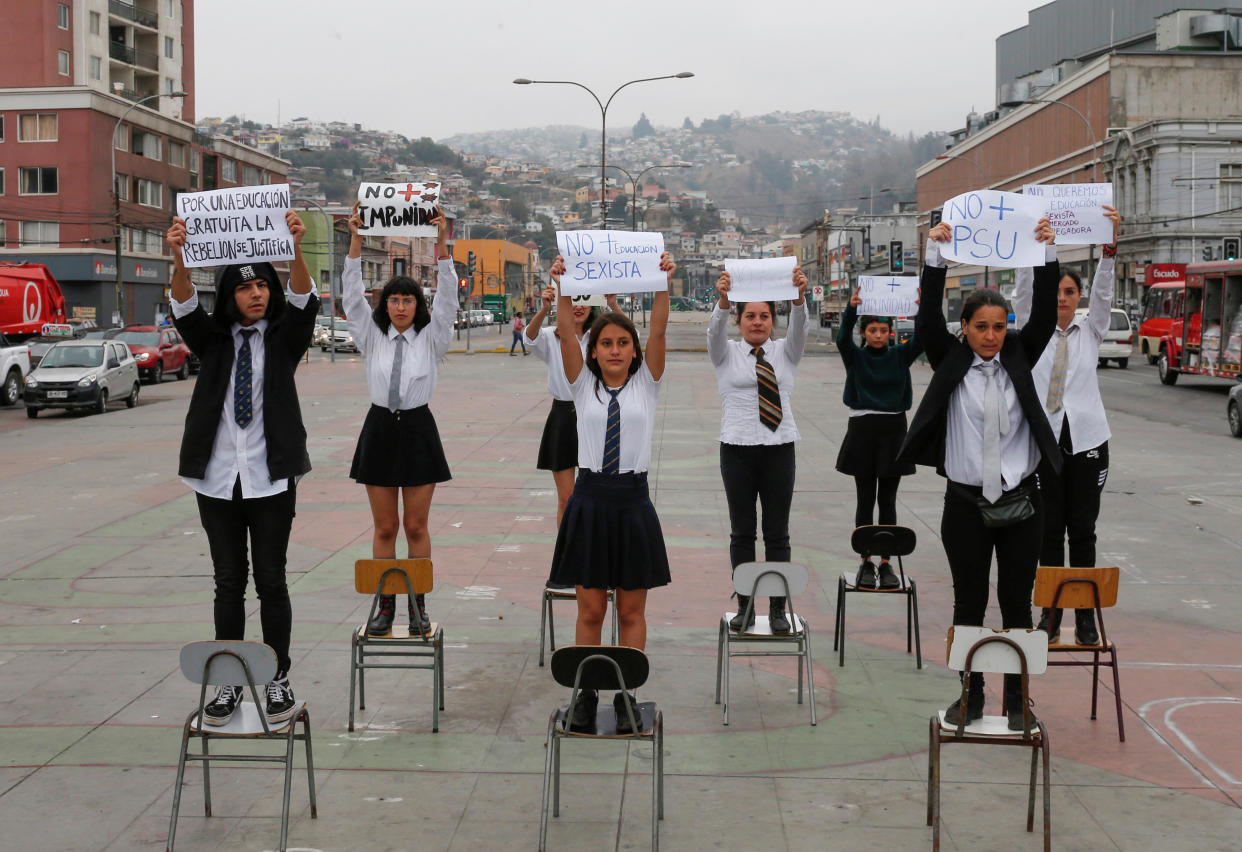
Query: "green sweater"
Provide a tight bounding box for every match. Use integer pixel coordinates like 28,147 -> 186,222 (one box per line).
836,305 -> 922,412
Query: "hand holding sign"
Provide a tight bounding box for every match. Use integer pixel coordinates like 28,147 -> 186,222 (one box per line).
356,181 -> 442,236
1022,183 -> 1113,245
939,190 -> 1046,268
858,276 -> 919,317
724,257 -> 799,302
554,230 -> 667,296
175,184 -> 296,268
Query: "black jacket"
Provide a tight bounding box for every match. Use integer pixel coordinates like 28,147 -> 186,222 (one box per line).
896,255 -> 1062,479
173,291 -> 319,482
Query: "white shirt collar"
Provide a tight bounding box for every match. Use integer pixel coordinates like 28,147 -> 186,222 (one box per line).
387,325 -> 416,343
231,318 -> 268,338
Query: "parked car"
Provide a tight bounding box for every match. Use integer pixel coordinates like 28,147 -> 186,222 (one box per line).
1,333 -> 32,406
81,327 -> 121,340
23,339 -> 140,417
321,327 -> 359,353
1229,383 -> 1242,438
22,335 -> 72,369
889,318 -> 916,346
113,325 -> 193,382
1076,307 -> 1133,368
313,316 -> 344,347
67,318 -> 98,337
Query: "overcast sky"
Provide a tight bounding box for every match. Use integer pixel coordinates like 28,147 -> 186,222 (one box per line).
196,0 -> 1038,141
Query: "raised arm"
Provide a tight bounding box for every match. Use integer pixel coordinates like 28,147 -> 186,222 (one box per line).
526,285 -> 554,340
426,210 -> 457,361
784,266 -> 809,364
643,252 -> 675,381
916,223 -> 956,368
285,209 -> 313,295
836,288 -> 861,365
165,217 -> 210,354
1085,206 -> 1121,340
1018,218 -> 1059,362
342,202 -> 379,353
706,271 -> 732,366
552,256 -> 584,383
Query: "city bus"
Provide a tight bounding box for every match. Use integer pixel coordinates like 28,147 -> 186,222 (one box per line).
1138,264 -> 1185,364
1156,258 -> 1242,385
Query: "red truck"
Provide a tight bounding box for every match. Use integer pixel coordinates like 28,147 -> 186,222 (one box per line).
1157,258 -> 1242,385
0,263 -> 68,339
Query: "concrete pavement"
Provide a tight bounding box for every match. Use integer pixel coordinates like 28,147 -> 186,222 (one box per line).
1,313 -> 1241,850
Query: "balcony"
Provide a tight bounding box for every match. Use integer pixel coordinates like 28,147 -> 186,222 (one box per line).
109,41 -> 136,64
108,40 -> 159,70
109,0 -> 158,29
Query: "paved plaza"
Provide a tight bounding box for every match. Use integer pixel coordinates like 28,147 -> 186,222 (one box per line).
1,314 -> 1241,850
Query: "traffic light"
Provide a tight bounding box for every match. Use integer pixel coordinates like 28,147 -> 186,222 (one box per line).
1204,245 -> 1214,262
929,209 -> 943,227
889,240 -> 904,274
466,250 -> 476,278
1224,237 -> 1240,261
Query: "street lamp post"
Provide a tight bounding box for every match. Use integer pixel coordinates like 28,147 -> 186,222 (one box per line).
513,72 -> 693,224
577,162 -> 692,230
934,152 -> 991,290
300,200 -> 337,362
112,90 -> 186,326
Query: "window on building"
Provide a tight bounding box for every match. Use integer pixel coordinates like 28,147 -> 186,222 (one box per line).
164,36 -> 174,58
242,164 -> 260,185
0,220 -> 6,248
116,173 -> 129,201
134,178 -> 162,208
220,159 -> 237,182
1220,164 -> 1242,211
89,10 -> 100,34
0,169 -> 4,194
0,115 -> 4,142
166,0 -> 175,17
133,131 -> 162,161
189,149 -> 200,173
89,56 -> 102,80
58,50 -> 69,76
20,221 -> 59,247
168,141 -> 186,168
18,113 -> 57,142
19,167 -> 58,195
57,4 -> 69,29
166,77 -> 176,95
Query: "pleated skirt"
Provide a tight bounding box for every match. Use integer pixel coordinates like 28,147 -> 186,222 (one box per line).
835,412 -> 916,478
536,399 -> 578,471
350,404 -> 453,487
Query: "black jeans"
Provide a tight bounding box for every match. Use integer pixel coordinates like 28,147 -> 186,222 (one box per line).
196,480 -> 297,673
719,442 -> 796,569
1038,438 -> 1108,569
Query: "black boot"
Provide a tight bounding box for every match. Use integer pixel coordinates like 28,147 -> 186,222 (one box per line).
1074,608 -> 1100,646
409,594 -> 431,635
768,597 -> 791,634
944,672 -> 985,726
1036,608 -> 1062,644
366,594 -> 396,636
729,594 -> 755,632
1004,673 -> 1039,732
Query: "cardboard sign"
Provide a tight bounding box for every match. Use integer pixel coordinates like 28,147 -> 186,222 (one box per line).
858,276 -> 919,317
554,230 -> 667,296
939,190 -> 1045,268
176,184 -> 295,268
724,256 -> 798,302
1023,182 -> 1113,245
357,181 -> 442,236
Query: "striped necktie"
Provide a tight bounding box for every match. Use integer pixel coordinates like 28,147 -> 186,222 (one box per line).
234,329 -> 256,428
1045,327 -> 1070,414
601,387 -> 621,474
752,346 -> 782,432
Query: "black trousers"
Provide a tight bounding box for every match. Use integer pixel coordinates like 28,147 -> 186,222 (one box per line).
719,442 -> 796,569
1038,435 -> 1109,569
196,480 -> 297,673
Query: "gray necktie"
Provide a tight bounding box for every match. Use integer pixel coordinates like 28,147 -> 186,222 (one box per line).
388,335 -> 405,412
978,361 -> 1009,503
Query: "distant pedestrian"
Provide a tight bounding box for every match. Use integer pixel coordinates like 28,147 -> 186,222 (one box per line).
709,265 -> 809,634
834,287 -> 923,589
344,202 -> 455,638
164,210 -> 318,728
510,312 -> 528,355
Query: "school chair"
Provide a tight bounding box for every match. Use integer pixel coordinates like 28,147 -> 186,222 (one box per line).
927,626 -> 1051,852
834,524 -> 923,668
538,583 -> 617,666
348,559 -> 445,733
167,641 -> 317,852
715,562 -> 816,726
1032,565 -> 1125,741
539,646 -> 664,852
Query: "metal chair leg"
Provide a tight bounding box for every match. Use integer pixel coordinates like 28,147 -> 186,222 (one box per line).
796,631 -> 804,705
348,632 -> 358,732
1090,648 -> 1101,720
358,639 -> 367,712
166,724 -> 191,851
722,630 -> 731,726
1111,646 -> 1126,742
552,729 -> 562,816
1042,730 -> 1052,852
538,715 -> 556,851
201,735 -> 212,817
803,620 -> 817,726
656,714 -> 664,819
926,718 -> 935,828
911,581 -> 923,669
837,579 -> 847,667
538,591 -> 549,667
652,729 -> 660,852
714,619 -> 725,705
547,593 -> 557,655
438,635 -> 446,710
833,576 -> 843,652
1027,741 -> 1038,832
302,712 -> 318,818
906,587 -> 913,653
280,724 -> 296,852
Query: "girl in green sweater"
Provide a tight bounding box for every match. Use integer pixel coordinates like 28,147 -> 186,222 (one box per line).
835,288 -> 923,588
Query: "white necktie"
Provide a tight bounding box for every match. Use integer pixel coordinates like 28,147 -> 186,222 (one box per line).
978,361 -> 1010,503
388,335 -> 405,412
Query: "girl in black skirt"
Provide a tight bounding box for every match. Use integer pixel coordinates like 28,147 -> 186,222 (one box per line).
343,203 -> 455,636
835,287 -> 923,589
546,251 -> 675,732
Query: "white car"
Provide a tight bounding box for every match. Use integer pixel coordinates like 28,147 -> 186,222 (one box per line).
1076,308 -> 1133,368
22,339 -> 140,417
321,327 -> 359,353
1,333 -> 31,406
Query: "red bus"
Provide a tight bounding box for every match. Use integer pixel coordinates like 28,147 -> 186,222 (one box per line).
1157,258 -> 1242,385
1138,264 -> 1185,364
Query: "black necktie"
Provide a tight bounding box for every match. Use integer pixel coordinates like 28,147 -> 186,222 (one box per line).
234,329 -> 256,428
752,346 -> 782,432
601,388 -> 621,474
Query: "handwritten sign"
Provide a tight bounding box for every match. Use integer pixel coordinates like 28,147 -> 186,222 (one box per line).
724,256 -> 798,302
176,184 -> 294,268
858,276 -> 919,317
554,230 -> 666,296
1023,182 -> 1113,245
357,181 -> 442,236
940,190 -> 1045,268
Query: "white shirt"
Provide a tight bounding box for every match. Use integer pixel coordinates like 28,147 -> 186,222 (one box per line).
1011,256 -> 1114,453
571,360 -> 661,473
707,301 -> 807,445
531,327 -> 589,401
945,352 -> 1041,491
170,285 -> 313,500
343,255 -> 457,410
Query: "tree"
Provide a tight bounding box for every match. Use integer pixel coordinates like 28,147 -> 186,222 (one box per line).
632,113 -> 655,139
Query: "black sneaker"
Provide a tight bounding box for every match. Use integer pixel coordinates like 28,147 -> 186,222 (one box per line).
877,561 -> 901,589
409,594 -> 431,635
729,594 -> 755,632
944,686 -> 985,727
1036,608 -> 1062,644
568,689 -> 598,732
202,684 -> 242,726
366,594 -> 396,636
1074,610 -> 1100,646
265,672 -> 296,724
856,561 -> 877,589
614,691 -> 642,734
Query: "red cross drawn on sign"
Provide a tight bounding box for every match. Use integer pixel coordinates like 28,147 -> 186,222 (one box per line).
399,183 -> 419,202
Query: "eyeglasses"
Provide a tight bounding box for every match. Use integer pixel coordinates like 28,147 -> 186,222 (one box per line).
387,296 -> 418,307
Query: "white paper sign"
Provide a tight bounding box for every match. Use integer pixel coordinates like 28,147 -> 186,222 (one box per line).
858,276 -> 919,317
357,181 -> 442,236
940,190 -> 1045,268
568,291 -> 606,307
1022,182 -> 1113,245
724,256 -> 798,302
176,184 -> 294,268
554,230 -> 666,295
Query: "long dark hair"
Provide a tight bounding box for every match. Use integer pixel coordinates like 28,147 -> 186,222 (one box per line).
372,276 -> 430,334
858,315 -> 892,333
585,311 -> 642,397
212,262 -> 286,330
554,305 -> 601,339
1061,269 -> 1083,296
959,288 -> 1008,323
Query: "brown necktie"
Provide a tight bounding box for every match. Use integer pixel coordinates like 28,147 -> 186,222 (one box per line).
752,346 -> 782,431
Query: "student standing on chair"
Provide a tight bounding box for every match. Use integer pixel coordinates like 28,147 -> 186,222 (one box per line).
547,252 -> 676,733
708,265 -> 809,633
1011,206 -> 1122,647
897,217 -> 1061,731
834,287 -> 923,590
344,203 -> 455,637
165,211 -> 318,727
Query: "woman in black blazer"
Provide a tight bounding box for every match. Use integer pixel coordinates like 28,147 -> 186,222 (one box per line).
897,218 -> 1060,731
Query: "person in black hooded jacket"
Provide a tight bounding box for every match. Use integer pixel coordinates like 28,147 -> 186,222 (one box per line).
165,210 -> 318,728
